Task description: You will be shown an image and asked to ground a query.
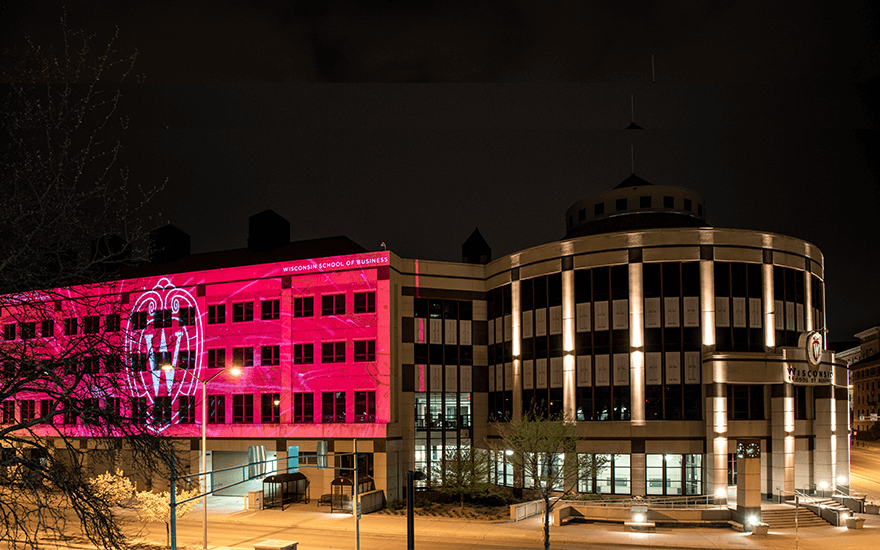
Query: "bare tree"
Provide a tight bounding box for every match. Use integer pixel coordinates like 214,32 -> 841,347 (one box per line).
492,411 -> 608,550
0,12 -> 170,550
430,444 -> 494,510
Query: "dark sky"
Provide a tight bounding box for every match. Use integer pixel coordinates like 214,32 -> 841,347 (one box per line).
2,1 -> 878,343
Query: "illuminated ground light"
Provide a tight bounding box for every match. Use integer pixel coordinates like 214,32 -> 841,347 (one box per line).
633,513 -> 646,523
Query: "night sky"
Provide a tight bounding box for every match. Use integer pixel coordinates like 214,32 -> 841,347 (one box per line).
2,1 -> 877,344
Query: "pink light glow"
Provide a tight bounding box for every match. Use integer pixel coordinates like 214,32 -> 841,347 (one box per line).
4,252 -> 391,440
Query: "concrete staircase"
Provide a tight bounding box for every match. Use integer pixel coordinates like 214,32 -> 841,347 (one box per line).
760,506 -> 830,528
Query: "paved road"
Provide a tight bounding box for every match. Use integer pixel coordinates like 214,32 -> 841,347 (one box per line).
850,444 -> 880,498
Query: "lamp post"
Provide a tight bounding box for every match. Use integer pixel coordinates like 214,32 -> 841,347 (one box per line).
163,364 -> 240,550
406,470 -> 425,550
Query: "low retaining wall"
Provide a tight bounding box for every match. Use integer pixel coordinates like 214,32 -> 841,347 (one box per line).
360,489 -> 385,514
552,502 -> 730,526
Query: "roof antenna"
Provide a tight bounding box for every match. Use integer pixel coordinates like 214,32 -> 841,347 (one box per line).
631,145 -> 635,174
626,94 -> 643,129
652,54 -> 656,83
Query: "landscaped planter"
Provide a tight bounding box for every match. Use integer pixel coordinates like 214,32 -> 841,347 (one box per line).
751,522 -> 769,535
846,517 -> 866,529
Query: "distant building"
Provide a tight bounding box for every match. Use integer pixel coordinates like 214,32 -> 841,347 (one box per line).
849,325 -> 880,435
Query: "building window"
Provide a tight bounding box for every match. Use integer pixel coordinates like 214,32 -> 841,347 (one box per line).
208,349 -> 225,369
208,304 -> 225,324
20,400 -> 35,422
728,385 -> 765,420
232,394 -> 254,423
130,311 -> 147,330
64,318 -> 78,336
155,351 -> 172,370
208,395 -> 225,423
41,320 -> 54,337
83,356 -> 100,374
640,195 -> 651,208
3,324 -> 15,341
233,302 -> 253,322
354,340 -> 376,362
178,307 -> 196,326
322,294 -> 345,316
354,391 -> 376,423
683,198 -> 692,211
579,454 -> 631,495
83,316 -> 100,334
153,396 -> 172,425
1,401 -> 14,423
104,354 -> 122,372
294,344 -> 314,364
232,347 -> 254,368
178,396 -> 195,424
261,300 -> 280,320
646,454 -> 702,495
105,397 -> 120,421
130,353 -> 149,372
322,342 -> 345,363
616,198 -> 627,211
354,292 -> 376,313
132,397 -> 147,424
322,392 -> 346,423
153,309 -> 172,328
261,345 -> 280,366
663,196 -> 674,208
294,297 -> 314,318
40,399 -> 52,421
105,314 -> 121,332
20,322 -> 36,340
293,393 -> 314,423
177,350 -> 195,369
84,399 -> 102,424
261,393 -> 281,423
594,202 -> 604,215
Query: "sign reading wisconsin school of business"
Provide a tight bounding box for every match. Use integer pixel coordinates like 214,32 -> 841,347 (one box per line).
785,331 -> 832,385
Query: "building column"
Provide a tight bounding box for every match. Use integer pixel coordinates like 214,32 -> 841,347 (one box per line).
770,384 -> 795,500
629,261 -> 645,427
813,385 -> 835,493
762,262 -> 775,348
511,279 -> 522,422
562,269 -> 576,422
700,252 -> 726,501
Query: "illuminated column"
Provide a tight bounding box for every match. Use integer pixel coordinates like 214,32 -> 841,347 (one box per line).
763,263 -> 775,348
512,280 -> 522,423
835,384 -> 851,492
770,384 -> 795,500
804,268 -> 813,332
700,257 -> 715,349
629,262 -> 645,426
813,384 -> 834,494
701,253 -> 727,502
562,269 -> 576,422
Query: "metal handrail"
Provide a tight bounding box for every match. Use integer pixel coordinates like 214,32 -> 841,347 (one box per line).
554,494 -> 723,509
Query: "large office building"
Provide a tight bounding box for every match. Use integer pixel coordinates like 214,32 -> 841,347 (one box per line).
2,175 -> 849,504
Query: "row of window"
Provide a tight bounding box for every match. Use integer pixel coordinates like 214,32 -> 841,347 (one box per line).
1,340 -> 378,376
1,292 -> 378,339
0,390 -> 378,425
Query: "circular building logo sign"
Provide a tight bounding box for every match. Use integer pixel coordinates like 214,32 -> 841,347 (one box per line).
125,278 -> 203,432
806,331 -> 823,366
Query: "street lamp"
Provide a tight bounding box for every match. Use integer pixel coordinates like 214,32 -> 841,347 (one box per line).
406,470 -> 425,550
163,363 -> 241,550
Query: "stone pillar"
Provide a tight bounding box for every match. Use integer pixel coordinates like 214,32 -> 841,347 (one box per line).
735,439 -> 762,529
707,382 -> 728,504
770,384 -> 795,500
629,261 -> 645,427
562,269 -> 576,421
813,385 -> 834,493
511,279 -> 522,422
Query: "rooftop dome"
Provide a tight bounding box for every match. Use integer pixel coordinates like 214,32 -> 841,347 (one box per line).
564,174 -> 709,238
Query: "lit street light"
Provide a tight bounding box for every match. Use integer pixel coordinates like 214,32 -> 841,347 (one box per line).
163,363 -> 241,550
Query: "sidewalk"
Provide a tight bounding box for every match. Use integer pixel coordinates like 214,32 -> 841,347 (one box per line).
187,495 -> 880,550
